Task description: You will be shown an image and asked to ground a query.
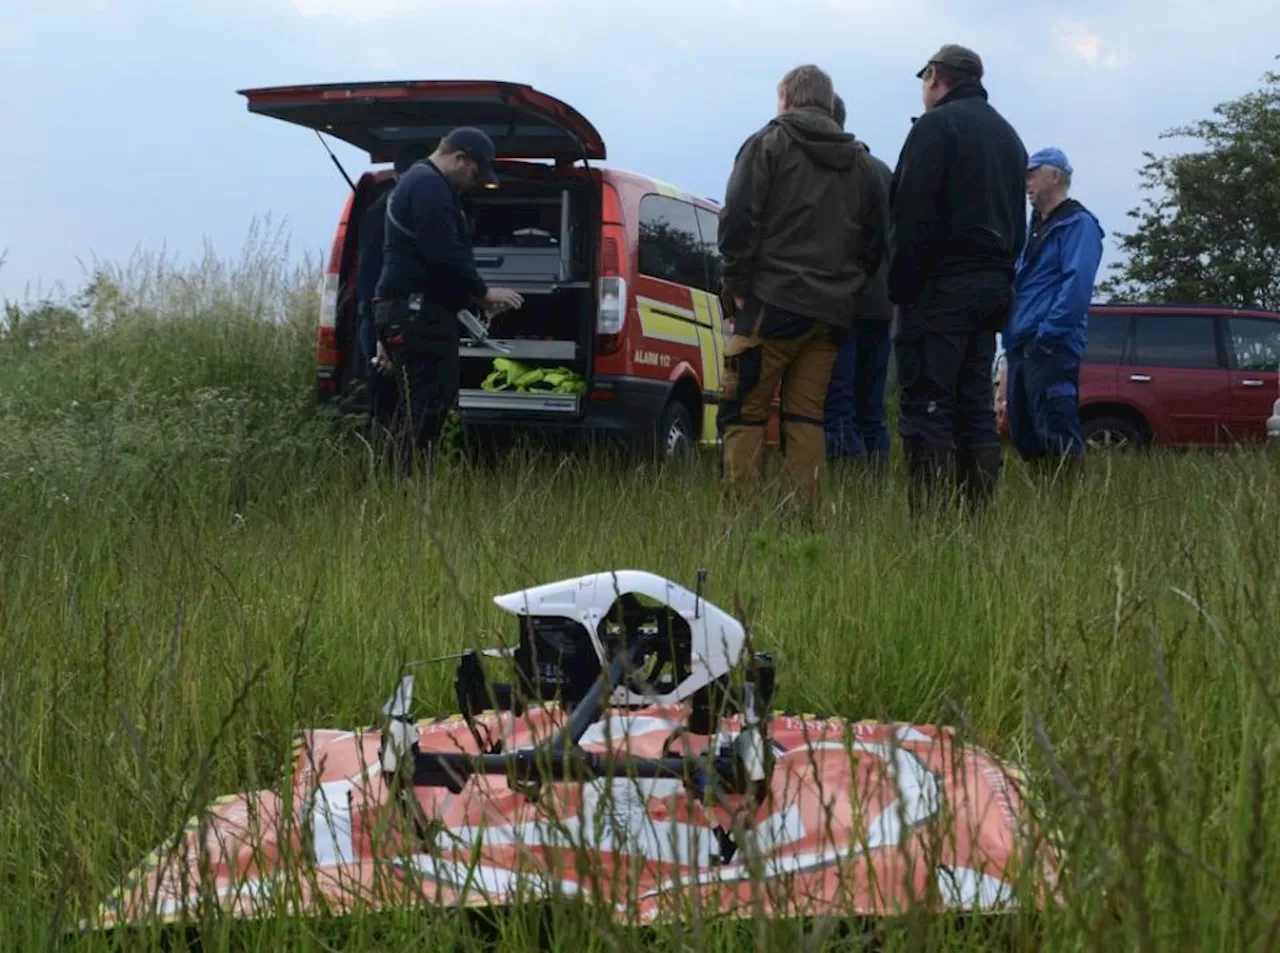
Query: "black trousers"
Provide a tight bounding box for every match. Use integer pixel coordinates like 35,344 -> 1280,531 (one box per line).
893,273 -> 1011,512
372,296 -> 460,474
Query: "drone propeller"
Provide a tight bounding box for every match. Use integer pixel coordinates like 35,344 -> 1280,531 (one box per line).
383,674 -> 415,717
405,647 -> 515,667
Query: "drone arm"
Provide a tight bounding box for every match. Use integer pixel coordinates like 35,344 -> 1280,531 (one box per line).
409,746 -> 741,795
551,635 -> 651,752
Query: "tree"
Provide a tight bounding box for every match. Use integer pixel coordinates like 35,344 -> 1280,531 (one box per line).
1099,59 -> 1280,310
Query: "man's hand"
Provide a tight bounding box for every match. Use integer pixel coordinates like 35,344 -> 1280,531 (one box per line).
1032,336 -> 1061,357
483,288 -> 524,313
373,340 -> 394,376
718,284 -> 741,322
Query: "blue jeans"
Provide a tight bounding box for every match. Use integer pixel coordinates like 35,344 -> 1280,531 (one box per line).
1006,341 -> 1085,460
823,318 -> 892,467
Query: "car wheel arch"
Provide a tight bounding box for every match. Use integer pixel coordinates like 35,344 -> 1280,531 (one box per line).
649,376 -> 701,462
666,375 -> 702,435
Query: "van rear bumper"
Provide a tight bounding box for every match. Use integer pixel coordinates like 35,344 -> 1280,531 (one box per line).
457,374 -> 670,450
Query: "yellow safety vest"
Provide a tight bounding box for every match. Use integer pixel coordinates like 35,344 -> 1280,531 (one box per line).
481,358 -> 587,395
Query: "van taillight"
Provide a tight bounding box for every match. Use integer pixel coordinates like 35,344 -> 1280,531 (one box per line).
600,233 -> 620,273
319,272 -> 339,329
596,227 -> 627,355
598,276 -> 626,336
316,272 -> 341,369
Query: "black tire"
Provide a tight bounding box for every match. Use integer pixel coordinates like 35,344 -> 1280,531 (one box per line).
657,400 -> 696,460
1083,414 -> 1145,452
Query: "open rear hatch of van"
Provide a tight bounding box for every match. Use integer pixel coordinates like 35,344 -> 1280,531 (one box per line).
238,80 -> 608,421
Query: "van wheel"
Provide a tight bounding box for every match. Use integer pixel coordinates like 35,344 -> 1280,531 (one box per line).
1083,415 -> 1144,452
658,401 -> 696,460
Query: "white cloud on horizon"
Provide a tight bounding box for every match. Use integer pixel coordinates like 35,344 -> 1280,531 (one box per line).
1054,19 -> 1123,70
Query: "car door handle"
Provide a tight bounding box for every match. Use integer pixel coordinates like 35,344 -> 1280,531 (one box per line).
1242,379 -> 1265,387
1129,374 -> 1152,383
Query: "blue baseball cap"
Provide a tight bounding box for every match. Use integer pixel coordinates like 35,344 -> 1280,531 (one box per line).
1028,147 -> 1072,175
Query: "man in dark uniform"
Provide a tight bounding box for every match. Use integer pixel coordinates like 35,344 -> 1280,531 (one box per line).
372,127 -> 523,473
345,143 -> 429,419
889,44 -> 1028,514
823,92 -> 896,473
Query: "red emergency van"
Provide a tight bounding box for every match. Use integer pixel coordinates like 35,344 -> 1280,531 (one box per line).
239,79 -> 763,458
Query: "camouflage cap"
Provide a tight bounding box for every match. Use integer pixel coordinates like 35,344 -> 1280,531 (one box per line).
916,44 -> 984,81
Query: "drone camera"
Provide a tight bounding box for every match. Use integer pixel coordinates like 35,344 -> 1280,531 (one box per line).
513,615 -> 604,708
452,614 -> 607,717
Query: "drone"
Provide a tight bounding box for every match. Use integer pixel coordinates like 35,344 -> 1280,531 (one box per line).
378,568 -> 778,817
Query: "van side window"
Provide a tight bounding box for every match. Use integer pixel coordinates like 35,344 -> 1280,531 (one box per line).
638,194 -> 709,290
695,206 -> 723,292
1130,315 -> 1221,369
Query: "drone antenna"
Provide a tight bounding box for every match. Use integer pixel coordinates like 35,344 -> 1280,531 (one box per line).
694,568 -> 708,620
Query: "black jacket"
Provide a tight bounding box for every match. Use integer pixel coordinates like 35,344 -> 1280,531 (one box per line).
888,83 -> 1028,306
355,186 -> 391,315
854,144 -> 895,323
374,159 -> 487,312
719,106 -> 887,328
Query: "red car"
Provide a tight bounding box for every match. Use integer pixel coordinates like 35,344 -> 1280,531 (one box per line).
995,304 -> 1280,449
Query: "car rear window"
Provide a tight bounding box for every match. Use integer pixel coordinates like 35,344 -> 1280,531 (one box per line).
1226,316 -> 1280,372
1130,315 -> 1220,369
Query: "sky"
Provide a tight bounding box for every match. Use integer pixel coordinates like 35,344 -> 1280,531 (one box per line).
1,0 -> 1278,306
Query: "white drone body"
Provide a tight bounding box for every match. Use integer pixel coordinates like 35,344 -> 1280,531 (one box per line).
491,569 -> 747,707
379,570 -> 751,778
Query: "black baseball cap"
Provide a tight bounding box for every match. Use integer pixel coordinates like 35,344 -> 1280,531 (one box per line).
916,44 -> 984,81
444,126 -> 499,186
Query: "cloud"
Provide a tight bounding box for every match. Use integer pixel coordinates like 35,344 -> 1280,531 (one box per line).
1053,18 -> 1123,70
1050,2 -> 1280,75
286,0 -> 960,46
284,0 -> 1007,97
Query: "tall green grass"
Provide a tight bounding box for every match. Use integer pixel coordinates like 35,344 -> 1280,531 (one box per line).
1,227 -> 1278,951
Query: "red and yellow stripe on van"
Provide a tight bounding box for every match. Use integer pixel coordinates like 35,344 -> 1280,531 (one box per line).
630,281 -> 728,446
689,289 -> 725,441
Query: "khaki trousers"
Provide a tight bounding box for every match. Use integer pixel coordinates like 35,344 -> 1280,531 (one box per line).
717,305 -> 840,510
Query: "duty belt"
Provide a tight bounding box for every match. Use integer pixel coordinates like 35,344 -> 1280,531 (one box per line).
374,293 -> 449,320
